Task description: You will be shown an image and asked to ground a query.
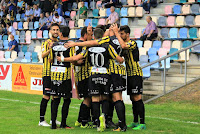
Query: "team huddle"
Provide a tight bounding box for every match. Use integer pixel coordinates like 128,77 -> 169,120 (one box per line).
38,23 -> 146,132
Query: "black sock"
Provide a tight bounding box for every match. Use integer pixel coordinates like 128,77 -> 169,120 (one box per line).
132,101 -> 138,123
51,99 -> 54,115
90,103 -> 95,123
108,101 -> 114,122
81,103 -> 90,126
40,98 -> 49,122
136,99 -> 145,124
77,102 -> 84,123
92,102 -> 100,127
102,100 -> 109,121
114,100 -> 126,128
51,98 -> 61,127
61,98 -> 71,127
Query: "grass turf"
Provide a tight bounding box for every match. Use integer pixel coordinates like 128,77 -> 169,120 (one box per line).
0,90 -> 199,134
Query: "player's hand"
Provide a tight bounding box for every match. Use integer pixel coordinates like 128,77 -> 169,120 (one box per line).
56,56 -> 61,62
111,23 -> 119,34
64,41 -> 75,48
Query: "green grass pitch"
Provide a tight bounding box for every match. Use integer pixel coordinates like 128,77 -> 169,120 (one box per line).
0,90 -> 199,134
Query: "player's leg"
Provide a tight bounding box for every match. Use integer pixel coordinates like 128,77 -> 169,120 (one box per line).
107,98 -> 116,128
112,92 -> 127,132
91,96 -> 102,131
131,94 -> 146,130
51,96 -> 61,129
60,97 -> 73,129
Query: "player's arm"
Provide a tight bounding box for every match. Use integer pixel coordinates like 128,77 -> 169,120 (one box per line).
108,45 -> 124,64
41,41 -> 53,58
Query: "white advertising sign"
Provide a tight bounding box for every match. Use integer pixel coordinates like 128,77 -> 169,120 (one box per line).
0,63 -> 12,90
31,77 -> 43,91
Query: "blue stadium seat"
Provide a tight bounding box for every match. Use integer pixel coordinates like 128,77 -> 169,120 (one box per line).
189,28 -> 198,39
148,48 -> 157,57
182,40 -> 192,51
158,16 -> 166,26
141,63 -> 151,79
0,40 -> 3,49
93,9 -> 99,17
169,28 -> 178,39
84,2 -> 89,9
115,8 -> 121,17
20,31 -> 25,36
180,0 -> 187,3
25,52 -> 31,62
85,19 -> 91,26
14,35 -> 19,43
28,45 -> 35,53
120,18 -> 128,26
152,41 -> 162,51
106,8 -> 111,17
14,52 -> 24,62
179,28 -> 188,39
18,22 -> 23,30
191,4 -> 199,14
31,31 -> 37,39
16,14 -> 21,21
160,57 -> 170,69
90,1 -> 96,10
3,40 -> 8,50
140,55 -> 149,64
169,48 -> 179,60
21,13 -> 25,20
121,0 -> 127,5
32,52 -> 38,63
29,22 -> 34,30
22,45 -> 28,53
173,5 -> 181,15
149,55 -> 159,69
0,35 -> 2,40
34,21 -> 39,29
76,29 -> 81,38
192,44 -> 200,53
43,30 -> 49,39
65,11 -> 70,16
5,51 -> 11,60
92,19 -> 98,27
120,8 -> 128,16
3,35 -> 8,41
185,16 -> 194,26
136,40 -> 143,48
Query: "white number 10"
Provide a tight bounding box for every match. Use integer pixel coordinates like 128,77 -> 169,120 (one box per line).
90,53 -> 104,67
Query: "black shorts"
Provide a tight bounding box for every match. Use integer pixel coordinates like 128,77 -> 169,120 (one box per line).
110,74 -> 126,93
43,76 -> 51,96
77,78 -> 89,98
88,74 -> 111,96
51,80 -> 72,98
127,76 -> 143,95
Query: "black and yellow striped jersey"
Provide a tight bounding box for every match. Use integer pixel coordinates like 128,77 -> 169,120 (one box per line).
50,40 -> 73,81
81,43 -> 119,75
124,40 -> 143,77
97,36 -> 126,76
74,40 -> 90,82
41,39 -> 55,77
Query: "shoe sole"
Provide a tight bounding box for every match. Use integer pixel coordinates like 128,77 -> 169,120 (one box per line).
99,115 -> 105,132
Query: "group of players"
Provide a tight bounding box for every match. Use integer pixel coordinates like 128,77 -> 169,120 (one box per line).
38,22 -> 146,132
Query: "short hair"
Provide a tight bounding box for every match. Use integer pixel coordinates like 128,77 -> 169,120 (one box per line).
81,26 -> 87,37
60,26 -> 70,37
119,25 -> 130,34
50,23 -> 60,30
94,28 -> 104,39
96,25 -> 106,32
55,12 -> 59,17
147,16 -> 152,20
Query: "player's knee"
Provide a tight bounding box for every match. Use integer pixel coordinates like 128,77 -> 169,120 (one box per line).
43,95 -> 50,100
131,94 -> 142,102
92,96 -> 100,102
112,92 -> 122,102
83,97 -> 91,106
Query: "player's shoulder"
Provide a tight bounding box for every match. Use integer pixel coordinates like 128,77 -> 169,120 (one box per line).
128,39 -> 137,45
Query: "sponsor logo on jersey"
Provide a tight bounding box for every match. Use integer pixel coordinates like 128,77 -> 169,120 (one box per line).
89,47 -> 106,53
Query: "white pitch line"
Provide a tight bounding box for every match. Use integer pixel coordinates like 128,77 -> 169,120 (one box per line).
0,98 -> 79,109
0,98 -> 199,125
126,114 -> 200,125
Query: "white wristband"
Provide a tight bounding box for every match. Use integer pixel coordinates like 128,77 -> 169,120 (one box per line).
61,55 -> 64,62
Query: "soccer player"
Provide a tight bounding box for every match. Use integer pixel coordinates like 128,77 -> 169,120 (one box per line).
112,24 -> 146,130
39,23 -> 60,127
50,24 -> 73,129
74,26 -> 94,128
57,28 -> 124,132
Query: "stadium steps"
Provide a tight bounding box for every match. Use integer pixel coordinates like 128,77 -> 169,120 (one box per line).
142,64 -> 200,100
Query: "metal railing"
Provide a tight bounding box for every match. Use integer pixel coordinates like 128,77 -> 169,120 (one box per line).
141,42 -> 200,101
